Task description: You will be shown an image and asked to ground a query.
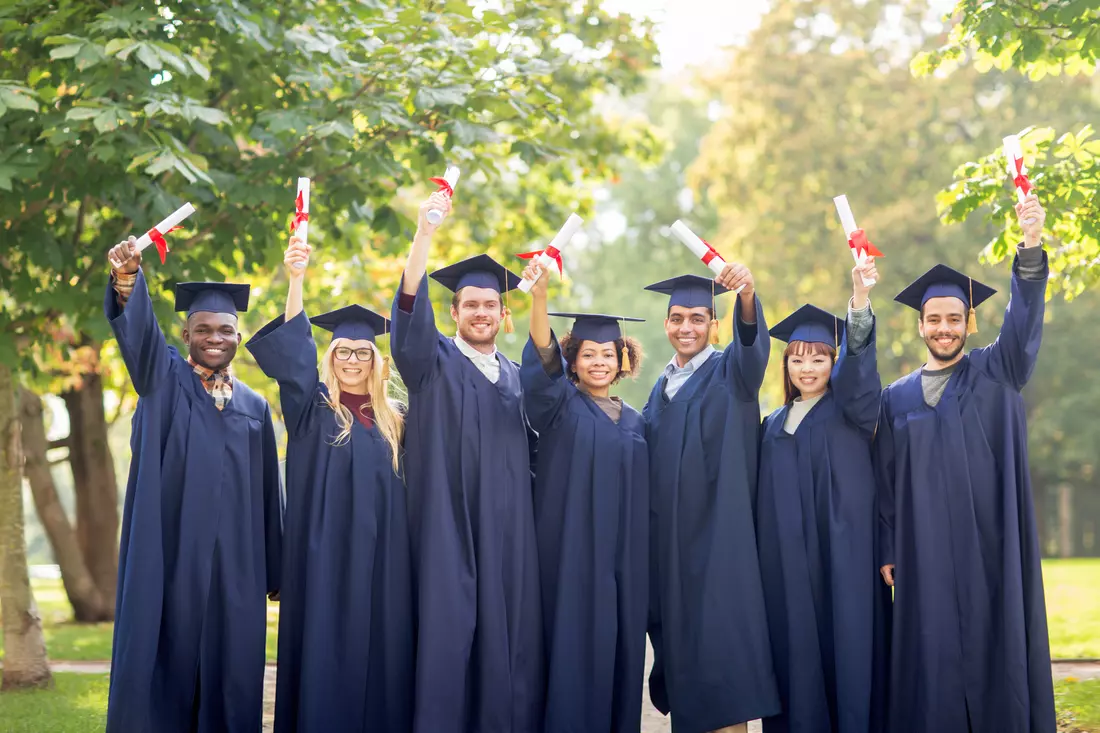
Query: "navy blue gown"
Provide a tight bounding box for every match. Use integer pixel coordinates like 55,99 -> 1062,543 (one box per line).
104,270 -> 283,733
875,256 -> 1055,733
643,296 -> 781,733
246,312 -> 414,733
757,327 -> 890,733
520,335 -> 649,733
390,275 -> 543,733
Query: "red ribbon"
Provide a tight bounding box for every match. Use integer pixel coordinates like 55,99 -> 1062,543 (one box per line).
146,225 -> 183,265
700,238 -> 724,266
848,229 -> 884,259
516,245 -> 563,275
289,191 -> 309,233
1012,156 -> 1032,196
429,177 -> 455,197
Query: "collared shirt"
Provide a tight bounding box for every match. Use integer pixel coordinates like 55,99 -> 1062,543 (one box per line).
663,345 -> 717,400
454,336 -> 500,384
187,357 -> 234,411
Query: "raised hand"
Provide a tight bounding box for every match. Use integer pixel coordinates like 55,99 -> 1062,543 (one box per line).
417,191 -> 452,234
522,262 -> 548,299
1015,193 -> 1045,248
852,256 -> 878,309
715,261 -> 754,295
284,235 -> 311,279
108,236 -> 141,274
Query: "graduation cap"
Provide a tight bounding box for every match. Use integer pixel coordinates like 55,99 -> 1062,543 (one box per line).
769,304 -> 843,349
894,264 -> 997,334
174,282 -> 250,317
430,253 -> 522,333
644,274 -> 730,345
310,305 -> 389,343
549,312 -> 645,372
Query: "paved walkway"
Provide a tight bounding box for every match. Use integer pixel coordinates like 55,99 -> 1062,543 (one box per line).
46,655 -> 1100,733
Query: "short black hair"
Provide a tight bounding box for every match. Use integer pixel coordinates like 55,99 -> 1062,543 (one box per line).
451,287 -> 504,311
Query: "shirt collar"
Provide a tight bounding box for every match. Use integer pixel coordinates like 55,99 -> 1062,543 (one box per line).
453,335 -> 498,361
187,357 -> 232,382
665,345 -> 717,374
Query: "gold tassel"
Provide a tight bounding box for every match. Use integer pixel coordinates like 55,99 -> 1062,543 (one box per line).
966,277 -> 978,334
381,355 -> 391,380
620,344 -> 632,373
708,318 -> 721,345
503,306 -> 515,334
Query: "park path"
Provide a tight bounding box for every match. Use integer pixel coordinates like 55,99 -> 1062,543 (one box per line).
47,654 -> 1100,733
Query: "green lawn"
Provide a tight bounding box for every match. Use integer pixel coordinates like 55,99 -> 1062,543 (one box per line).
1057,678 -> 1100,732
0,673 -> 108,733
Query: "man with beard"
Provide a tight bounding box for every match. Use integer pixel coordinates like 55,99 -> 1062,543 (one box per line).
391,192 -> 543,733
876,192 -> 1055,733
104,238 -> 282,733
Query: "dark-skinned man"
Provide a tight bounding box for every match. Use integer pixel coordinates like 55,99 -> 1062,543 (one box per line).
104,236 -> 283,733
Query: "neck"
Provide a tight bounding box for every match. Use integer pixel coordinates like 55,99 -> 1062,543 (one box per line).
340,383 -> 370,396
579,382 -> 611,399
190,355 -> 230,372
925,350 -> 964,370
674,348 -> 703,368
459,334 -> 496,355
795,389 -> 825,402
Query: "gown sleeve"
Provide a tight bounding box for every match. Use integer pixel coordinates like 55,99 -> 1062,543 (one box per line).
830,316 -> 881,439
261,404 -> 284,596
246,311 -> 323,439
970,249 -> 1048,392
721,293 -> 770,399
873,388 -> 896,570
390,273 -> 443,393
519,333 -> 571,433
104,269 -> 172,396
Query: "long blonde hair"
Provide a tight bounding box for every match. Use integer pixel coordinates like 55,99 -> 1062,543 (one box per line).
319,338 -> 405,474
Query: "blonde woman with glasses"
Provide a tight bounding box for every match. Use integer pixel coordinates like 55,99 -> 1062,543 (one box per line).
247,235 -> 412,733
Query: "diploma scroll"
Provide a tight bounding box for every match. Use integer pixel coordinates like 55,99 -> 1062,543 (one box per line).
291,178 -> 310,269
1003,135 -> 1037,225
130,203 -> 196,265
427,167 -> 460,225
669,219 -> 745,294
517,213 -> 583,294
833,195 -> 877,287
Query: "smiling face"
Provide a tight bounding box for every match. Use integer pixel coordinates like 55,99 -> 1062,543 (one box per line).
329,338 -> 375,394
183,312 -> 240,370
450,286 -> 503,349
784,340 -> 834,402
919,296 -> 968,365
665,305 -> 712,364
570,339 -> 620,393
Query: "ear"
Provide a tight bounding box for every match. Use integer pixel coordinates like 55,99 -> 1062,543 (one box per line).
450,305 -> 459,323
182,326 -> 190,345
236,333 -> 242,345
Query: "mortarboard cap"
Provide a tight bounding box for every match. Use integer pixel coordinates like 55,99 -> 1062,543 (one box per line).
430,253 -> 522,294
643,274 -> 730,310
894,264 -> 996,333
174,282 -> 250,317
310,305 -> 390,343
548,312 -> 645,344
769,304 -> 844,347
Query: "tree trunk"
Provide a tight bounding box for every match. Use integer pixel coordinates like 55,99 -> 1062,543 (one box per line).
1059,483 -> 1074,559
0,364 -> 53,690
19,388 -> 111,622
62,367 -> 118,613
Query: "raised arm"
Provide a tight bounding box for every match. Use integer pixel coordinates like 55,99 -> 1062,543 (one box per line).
104,237 -> 172,396
832,258 -> 881,437
518,261 -> 570,431
715,262 -> 769,396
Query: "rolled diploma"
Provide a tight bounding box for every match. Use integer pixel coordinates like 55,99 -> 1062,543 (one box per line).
1003,135 -> 1037,224
427,166 -> 460,225
833,195 -> 875,286
293,177 -> 310,269
669,219 -> 744,294
132,203 -> 196,252
517,213 -> 583,293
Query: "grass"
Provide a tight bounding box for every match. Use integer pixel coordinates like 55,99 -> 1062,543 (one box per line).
1057,679 -> 1100,732
0,673 -> 108,733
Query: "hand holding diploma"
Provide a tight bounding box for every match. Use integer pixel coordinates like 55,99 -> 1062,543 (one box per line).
108,236 -> 142,274
715,261 -> 754,298
851,257 -> 878,309
520,262 -> 549,299
517,213 -> 583,294
418,191 -> 452,234
668,220 -> 745,294
284,235 -> 311,279
833,195 -> 883,287
427,166 -> 460,225
1003,135 -> 1037,225
125,203 -> 195,265
289,178 -> 310,269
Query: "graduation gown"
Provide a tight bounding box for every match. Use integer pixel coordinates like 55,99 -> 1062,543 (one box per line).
390,275 -> 543,733
520,335 -> 649,733
104,270 -> 283,733
875,257 -> 1055,733
756,327 -> 891,733
246,312 -> 414,733
644,296 -> 781,733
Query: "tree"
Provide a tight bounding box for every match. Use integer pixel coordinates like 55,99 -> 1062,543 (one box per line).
912,0 -> 1100,295
0,0 -> 657,618
0,364 -> 52,690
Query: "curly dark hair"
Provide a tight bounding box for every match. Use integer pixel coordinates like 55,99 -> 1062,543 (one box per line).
559,333 -> 644,385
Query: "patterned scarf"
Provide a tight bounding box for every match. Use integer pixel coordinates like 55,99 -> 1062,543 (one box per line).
187,357 -> 233,411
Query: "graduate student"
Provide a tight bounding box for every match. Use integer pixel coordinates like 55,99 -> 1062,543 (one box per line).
103,237 -> 282,733
391,192 -> 543,733
756,258 -> 890,733
644,267 -> 779,733
246,236 -> 413,733
876,193 -> 1055,733
519,262 -> 649,733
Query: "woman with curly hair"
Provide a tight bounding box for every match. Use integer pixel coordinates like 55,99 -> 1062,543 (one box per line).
518,261 -> 649,733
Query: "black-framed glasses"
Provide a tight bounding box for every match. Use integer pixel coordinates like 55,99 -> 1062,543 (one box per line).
334,347 -> 374,362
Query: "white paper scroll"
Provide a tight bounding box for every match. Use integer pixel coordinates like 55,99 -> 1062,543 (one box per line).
427,166 -> 460,225
1003,135 -> 1037,225
832,194 -> 875,287
669,219 -> 745,294
517,213 -> 584,294
132,203 -> 196,253
292,177 -> 310,269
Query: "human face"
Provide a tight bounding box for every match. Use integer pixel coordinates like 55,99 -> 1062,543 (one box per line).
919,296 -> 968,366
184,312 -> 240,370
571,340 -> 619,397
330,338 -> 374,394
450,286 -> 503,349
786,343 -> 832,401
665,305 -> 711,365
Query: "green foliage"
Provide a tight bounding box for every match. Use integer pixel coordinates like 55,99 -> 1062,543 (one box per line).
1056,678 -> 1100,732
0,673 -> 109,733
912,0 -> 1100,292
0,0 -> 658,406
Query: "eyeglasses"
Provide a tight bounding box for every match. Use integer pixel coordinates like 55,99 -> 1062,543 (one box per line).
333,347 -> 374,362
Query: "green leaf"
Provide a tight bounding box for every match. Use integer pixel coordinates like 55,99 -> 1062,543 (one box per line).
104,38 -> 133,56
414,85 -> 471,109
65,106 -> 102,121
49,43 -> 83,60
42,34 -> 83,46
186,55 -> 210,81
0,88 -> 38,113
126,149 -> 160,172
0,100 -> 6,118
193,106 -> 230,126
135,43 -> 163,71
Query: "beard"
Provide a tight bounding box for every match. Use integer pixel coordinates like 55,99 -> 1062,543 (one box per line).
459,319 -> 500,347
925,331 -> 966,362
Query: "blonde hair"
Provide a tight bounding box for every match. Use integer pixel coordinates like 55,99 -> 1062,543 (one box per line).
319,338 -> 405,474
